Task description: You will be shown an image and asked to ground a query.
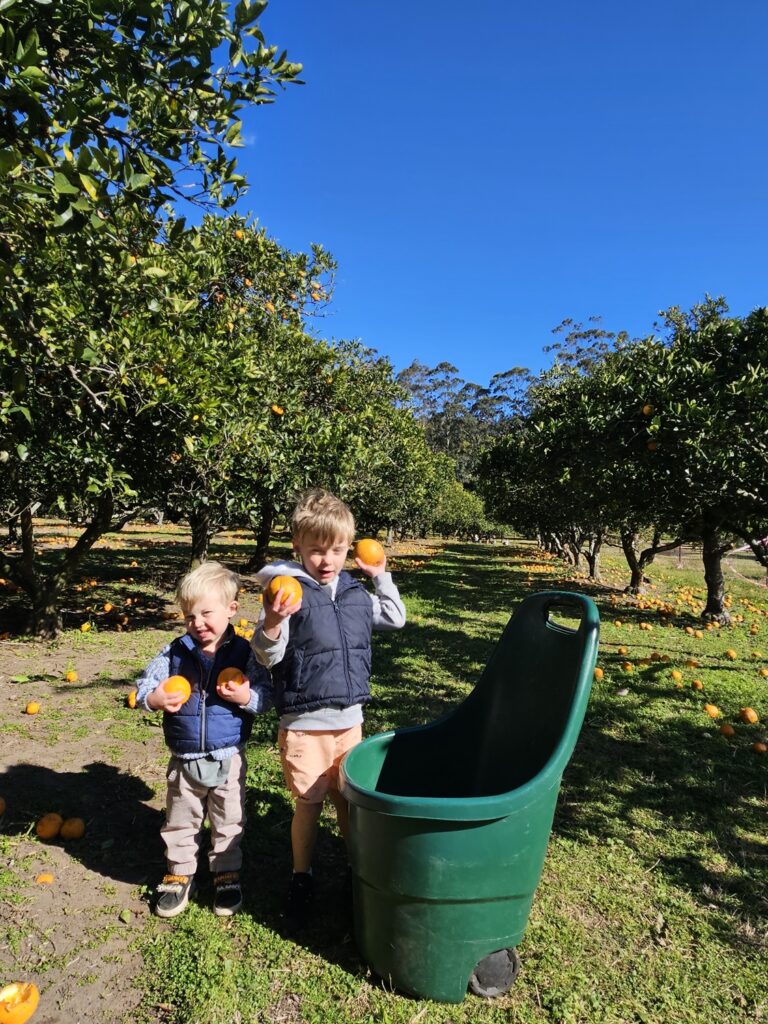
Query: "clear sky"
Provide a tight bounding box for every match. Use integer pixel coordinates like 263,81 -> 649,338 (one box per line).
232,1 -> 768,385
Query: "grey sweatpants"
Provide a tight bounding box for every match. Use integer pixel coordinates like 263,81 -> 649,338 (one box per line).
161,752 -> 246,875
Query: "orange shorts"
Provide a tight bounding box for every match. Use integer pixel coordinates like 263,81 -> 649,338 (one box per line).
278,726 -> 363,804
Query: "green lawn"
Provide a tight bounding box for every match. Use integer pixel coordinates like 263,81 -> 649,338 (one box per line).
134,541 -> 767,1023
1,536 -> 766,1022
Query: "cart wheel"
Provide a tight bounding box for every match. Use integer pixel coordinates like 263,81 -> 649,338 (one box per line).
469,947 -> 521,998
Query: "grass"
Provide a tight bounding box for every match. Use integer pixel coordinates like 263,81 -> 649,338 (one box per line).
1,534 -> 766,1023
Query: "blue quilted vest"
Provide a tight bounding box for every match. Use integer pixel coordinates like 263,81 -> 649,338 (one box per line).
272,571 -> 373,714
162,627 -> 259,755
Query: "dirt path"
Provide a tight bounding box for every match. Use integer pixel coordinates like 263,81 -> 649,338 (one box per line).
1,639 -> 169,1024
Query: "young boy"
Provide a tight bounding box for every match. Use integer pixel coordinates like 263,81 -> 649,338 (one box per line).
252,489 -> 406,930
134,560 -> 271,918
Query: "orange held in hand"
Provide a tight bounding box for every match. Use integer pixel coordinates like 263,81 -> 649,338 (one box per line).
217,667 -> 246,691
264,575 -> 302,606
161,676 -> 192,704
354,538 -> 385,566
35,813 -> 63,840
0,981 -> 40,1024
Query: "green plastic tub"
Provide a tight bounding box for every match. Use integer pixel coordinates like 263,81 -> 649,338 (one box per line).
339,590 -> 600,1003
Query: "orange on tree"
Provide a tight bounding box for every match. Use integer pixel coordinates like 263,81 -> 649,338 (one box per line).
161,676 -> 192,704
24,702 -> 40,715
0,981 -> 40,1024
739,707 -> 759,724
60,817 -> 85,840
264,575 -> 302,606
35,813 -> 63,840
354,538 -> 385,566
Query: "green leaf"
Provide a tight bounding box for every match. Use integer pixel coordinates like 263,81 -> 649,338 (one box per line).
78,173 -> 99,200
118,909 -> 133,924
0,147 -> 21,176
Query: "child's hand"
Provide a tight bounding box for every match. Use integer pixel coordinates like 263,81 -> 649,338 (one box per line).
217,678 -> 252,706
147,686 -> 186,714
262,588 -> 302,634
355,554 -> 386,578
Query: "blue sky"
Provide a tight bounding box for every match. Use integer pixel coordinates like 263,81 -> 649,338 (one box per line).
232,1 -> 768,385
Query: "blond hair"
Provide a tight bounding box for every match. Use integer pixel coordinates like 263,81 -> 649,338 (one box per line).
175,561 -> 239,610
291,488 -> 355,547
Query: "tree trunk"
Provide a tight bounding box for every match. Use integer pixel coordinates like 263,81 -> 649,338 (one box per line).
4,513 -> 19,548
8,491 -> 119,638
245,499 -> 274,572
585,532 -> 602,580
188,508 -> 215,568
386,526 -> 395,546
620,528 -> 645,593
701,523 -> 731,623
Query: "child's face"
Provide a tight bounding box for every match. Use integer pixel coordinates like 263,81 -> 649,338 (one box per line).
182,591 -> 238,651
294,532 -> 350,585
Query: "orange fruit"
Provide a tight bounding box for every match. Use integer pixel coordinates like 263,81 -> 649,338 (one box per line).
691,679 -> 704,691
264,575 -> 302,606
671,669 -> 683,681
80,622 -> 91,632
270,403 -> 285,415
60,817 -> 85,840
0,981 -> 40,1024
65,670 -> 78,683
354,538 -> 385,566
759,668 -> 768,678
217,667 -> 246,690
739,707 -> 759,725
35,873 -> 55,885
161,676 -> 192,704
753,742 -> 767,754
617,646 -> 629,656
621,661 -> 634,673
234,228 -> 244,240
704,704 -> 721,719
724,649 -> 737,660
103,602 -> 113,613
719,724 -> 735,737
642,403 -> 654,417
126,689 -> 137,709
35,813 -> 63,840
593,667 -> 604,681
24,702 -> 40,715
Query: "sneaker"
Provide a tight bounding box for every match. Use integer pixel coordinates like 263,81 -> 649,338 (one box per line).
213,871 -> 242,917
284,871 -> 314,932
155,874 -> 196,918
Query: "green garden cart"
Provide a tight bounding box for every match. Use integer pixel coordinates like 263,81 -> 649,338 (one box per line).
339,590 -> 600,1003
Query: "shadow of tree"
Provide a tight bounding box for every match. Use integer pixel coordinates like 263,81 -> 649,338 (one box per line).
0,761 -> 163,885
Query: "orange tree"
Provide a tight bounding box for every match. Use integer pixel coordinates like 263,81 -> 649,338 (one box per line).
0,0 -> 302,635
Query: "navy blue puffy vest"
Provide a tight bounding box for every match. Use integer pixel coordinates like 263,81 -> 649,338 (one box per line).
271,571 -> 373,714
162,627 -> 261,755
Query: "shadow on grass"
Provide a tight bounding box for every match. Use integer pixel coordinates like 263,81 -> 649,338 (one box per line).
556,700 -> 767,952
0,761 -> 163,886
